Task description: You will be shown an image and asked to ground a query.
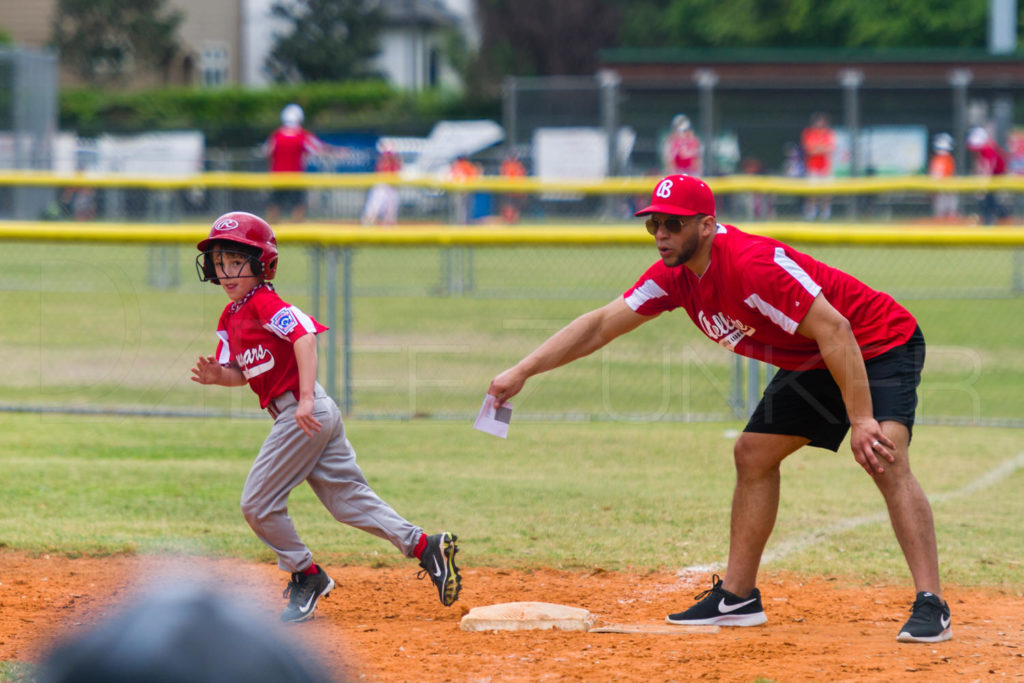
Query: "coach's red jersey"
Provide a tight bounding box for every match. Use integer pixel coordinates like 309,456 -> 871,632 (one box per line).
623,224 -> 917,370
266,127 -> 323,172
214,284 -> 328,408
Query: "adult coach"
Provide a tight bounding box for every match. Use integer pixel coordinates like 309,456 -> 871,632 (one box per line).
487,174 -> 951,643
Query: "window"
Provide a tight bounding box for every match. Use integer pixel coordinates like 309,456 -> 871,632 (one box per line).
200,42 -> 230,88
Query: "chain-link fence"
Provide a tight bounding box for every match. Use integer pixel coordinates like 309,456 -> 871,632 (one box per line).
1,223 -> 1021,427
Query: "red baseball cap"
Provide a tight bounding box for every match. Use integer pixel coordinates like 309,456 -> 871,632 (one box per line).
634,174 -> 716,217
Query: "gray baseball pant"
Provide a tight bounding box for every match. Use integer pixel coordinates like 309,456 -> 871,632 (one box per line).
240,383 -> 423,573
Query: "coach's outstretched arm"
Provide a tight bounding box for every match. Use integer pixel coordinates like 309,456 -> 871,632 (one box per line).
489,297 -> 651,408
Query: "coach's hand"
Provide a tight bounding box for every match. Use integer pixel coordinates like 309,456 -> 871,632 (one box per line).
852,419 -> 895,476
489,368 -> 526,409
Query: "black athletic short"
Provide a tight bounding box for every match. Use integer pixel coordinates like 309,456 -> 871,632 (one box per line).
744,326 -> 925,452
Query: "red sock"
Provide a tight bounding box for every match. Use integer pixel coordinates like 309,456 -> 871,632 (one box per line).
413,533 -> 428,559
302,564 -> 319,576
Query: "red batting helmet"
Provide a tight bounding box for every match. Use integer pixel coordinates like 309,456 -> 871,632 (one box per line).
196,211 -> 279,283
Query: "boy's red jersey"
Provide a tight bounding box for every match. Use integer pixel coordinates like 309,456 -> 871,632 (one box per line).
215,284 -> 328,407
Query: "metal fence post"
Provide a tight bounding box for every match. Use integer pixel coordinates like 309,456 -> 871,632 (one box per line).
309,246 -> 322,321
325,247 -> 338,404
503,76 -> 518,149
746,357 -> 761,417
695,69 -> 718,176
599,69 -> 622,218
729,355 -> 744,418
950,69 -> 972,176
342,247 -> 353,414
841,69 -> 864,220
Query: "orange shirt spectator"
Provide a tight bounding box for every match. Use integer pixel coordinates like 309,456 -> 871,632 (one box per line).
449,156 -> 480,182
500,152 -> 527,223
801,112 -> 836,178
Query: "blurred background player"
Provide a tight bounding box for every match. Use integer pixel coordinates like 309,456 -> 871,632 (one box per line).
263,103 -> 326,223
965,126 -> 1009,225
499,148 -> 527,224
361,140 -> 403,226
928,133 -> 958,220
662,114 -> 703,176
448,155 -> 481,224
191,212 -> 462,622
800,112 -> 836,220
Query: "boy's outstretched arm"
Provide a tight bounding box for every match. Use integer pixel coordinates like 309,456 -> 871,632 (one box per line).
190,355 -> 246,387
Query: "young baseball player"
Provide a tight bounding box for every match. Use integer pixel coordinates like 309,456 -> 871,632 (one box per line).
191,211 -> 461,622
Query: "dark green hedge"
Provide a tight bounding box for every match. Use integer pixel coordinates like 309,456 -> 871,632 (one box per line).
59,80 -> 500,147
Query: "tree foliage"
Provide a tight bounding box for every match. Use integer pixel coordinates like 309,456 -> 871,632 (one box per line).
265,0 -> 385,83
50,0 -> 183,85
472,0 -> 622,81
617,0 -> 993,49
471,0 -> 1005,85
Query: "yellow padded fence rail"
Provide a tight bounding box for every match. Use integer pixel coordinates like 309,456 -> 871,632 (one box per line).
3,171 -> 1024,195
1,222 -> 1023,247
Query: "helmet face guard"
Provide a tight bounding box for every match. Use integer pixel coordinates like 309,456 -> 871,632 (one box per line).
195,248 -> 264,285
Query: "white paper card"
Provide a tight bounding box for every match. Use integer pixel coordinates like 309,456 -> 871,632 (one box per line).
474,394 -> 513,439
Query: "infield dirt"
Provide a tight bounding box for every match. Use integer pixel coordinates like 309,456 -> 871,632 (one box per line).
2,552 -> 1022,682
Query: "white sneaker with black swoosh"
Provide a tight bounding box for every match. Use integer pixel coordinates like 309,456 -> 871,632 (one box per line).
897,591 -> 952,643
417,532 -> 461,606
280,565 -> 335,623
666,574 -> 767,626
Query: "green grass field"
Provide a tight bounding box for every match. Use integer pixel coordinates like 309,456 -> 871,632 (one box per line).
2,414 -> 1022,588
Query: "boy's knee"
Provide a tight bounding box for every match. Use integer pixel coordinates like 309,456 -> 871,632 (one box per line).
240,497 -> 263,527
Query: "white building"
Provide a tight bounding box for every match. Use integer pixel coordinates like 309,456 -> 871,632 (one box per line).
0,0 -> 478,91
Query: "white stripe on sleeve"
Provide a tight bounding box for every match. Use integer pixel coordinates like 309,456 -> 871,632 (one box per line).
624,279 -> 669,311
290,305 -> 319,333
216,330 -> 231,364
744,293 -> 800,334
773,247 -> 822,297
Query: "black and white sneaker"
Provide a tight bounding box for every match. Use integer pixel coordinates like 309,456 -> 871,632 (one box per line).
666,574 -> 767,626
280,565 -> 335,623
897,591 -> 952,643
417,532 -> 461,606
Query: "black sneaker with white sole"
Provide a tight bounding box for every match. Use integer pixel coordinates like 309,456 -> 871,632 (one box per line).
280,565 -> 335,623
666,574 -> 767,626
417,532 -> 461,606
897,591 -> 952,643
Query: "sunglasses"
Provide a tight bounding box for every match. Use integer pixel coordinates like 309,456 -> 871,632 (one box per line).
645,216 -> 693,235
